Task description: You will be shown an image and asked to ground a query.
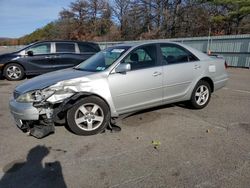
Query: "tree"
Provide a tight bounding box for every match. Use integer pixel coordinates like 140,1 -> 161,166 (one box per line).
97,2 -> 113,36
112,0 -> 131,39
206,0 -> 250,34
58,0 -> 113,40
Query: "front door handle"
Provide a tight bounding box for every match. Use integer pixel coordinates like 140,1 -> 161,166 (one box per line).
45,56 -> 52,59
152,72 -> 162,76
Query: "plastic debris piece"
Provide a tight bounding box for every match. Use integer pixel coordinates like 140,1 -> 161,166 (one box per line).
30,125 -> 55,139
152,140 -> 161,149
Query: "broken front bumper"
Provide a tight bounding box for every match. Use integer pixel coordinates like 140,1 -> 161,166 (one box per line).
9,98 -> 55,138
9,98 -> 39,130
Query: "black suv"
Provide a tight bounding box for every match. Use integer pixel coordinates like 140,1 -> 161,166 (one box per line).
0,40 -> 100,81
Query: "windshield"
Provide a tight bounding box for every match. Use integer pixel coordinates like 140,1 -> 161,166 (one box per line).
75,46 -> 130,72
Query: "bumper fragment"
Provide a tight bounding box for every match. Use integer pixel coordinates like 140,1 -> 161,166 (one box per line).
9,98 -> 40,120
9,98 -> 55,138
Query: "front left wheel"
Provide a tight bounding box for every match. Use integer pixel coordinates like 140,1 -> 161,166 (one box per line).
66,96 -> 110,135
3,63 -> 25,81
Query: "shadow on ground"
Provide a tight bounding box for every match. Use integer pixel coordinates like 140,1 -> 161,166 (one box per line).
0,145 -> 67,188
0,74 -> 4,80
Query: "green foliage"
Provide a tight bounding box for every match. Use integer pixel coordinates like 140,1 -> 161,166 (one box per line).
17,22 -> 60,44
209,0 -> 250,21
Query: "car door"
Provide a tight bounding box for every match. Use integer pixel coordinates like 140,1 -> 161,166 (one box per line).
21,42 -> 53,74
160,43 -> 201,101
108,44 -> 163,114
52,42 -> 81,70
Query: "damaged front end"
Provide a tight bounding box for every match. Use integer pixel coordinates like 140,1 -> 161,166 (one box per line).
10,80 -> 78,138
20,106 -> 55,139
10,74 -> 119,138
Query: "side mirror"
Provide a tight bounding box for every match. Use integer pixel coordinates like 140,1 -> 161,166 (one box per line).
115,63 -> 131,73
27,50 -> 34,56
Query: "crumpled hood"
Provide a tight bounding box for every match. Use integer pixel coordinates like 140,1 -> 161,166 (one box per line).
15,68 -> 94,93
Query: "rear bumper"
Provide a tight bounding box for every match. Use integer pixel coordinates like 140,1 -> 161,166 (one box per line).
214,78 -> 228,91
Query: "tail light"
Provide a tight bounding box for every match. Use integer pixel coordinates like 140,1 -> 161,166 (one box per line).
224,61 -> 228,69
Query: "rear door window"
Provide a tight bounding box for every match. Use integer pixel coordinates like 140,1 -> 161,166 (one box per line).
55,43 -> 75,53
160,44 -> 198,65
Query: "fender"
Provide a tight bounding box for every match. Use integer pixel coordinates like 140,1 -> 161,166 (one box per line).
52,92 -> 108,121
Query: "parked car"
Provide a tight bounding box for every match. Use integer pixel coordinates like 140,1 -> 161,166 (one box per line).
9,42 -> 228,137
0,40 -> 100,81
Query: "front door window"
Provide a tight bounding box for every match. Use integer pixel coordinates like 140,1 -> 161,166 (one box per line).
123,45 -> 158,70
26,43 -> 51,55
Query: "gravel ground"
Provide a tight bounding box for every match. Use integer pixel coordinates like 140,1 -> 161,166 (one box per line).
0,68 -> 249,188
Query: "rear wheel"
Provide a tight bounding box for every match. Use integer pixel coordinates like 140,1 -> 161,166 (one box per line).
67,96 -> 110,135
190,80 -> 211,109
3,63 -> 25,81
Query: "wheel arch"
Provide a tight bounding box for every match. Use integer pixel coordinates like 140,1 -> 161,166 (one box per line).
74,92 -> 111,111
53,92 -> 112,120
199,77 -> 214,93
3,61 -> 26,73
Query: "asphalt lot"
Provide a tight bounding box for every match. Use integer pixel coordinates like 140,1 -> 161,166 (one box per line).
0,68 -> 249,188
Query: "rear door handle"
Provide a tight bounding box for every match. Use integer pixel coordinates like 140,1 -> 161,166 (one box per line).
152,72 -> 162,76
45,56 -> 52,59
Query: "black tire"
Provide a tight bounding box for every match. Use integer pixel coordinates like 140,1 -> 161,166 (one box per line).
190,80 -> 211,109
66,96 -> 110,135
3,63 -> 25,81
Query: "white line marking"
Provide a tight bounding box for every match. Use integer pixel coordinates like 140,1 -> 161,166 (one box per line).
223,87 -> 250,94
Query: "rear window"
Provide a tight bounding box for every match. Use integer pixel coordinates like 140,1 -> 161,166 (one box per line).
78,43 -> 98,53
56,43 -> 75,53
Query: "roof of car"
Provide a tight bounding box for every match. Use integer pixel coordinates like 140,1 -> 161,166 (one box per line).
32,40 -> 98,44
27,40 -> 101,51
108,41 -> 210,61
111,41 -> 181,47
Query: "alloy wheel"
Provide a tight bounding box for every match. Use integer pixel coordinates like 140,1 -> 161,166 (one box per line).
195,85 -> 209,106
74,103 -> 104,131
6,66 -> 22,79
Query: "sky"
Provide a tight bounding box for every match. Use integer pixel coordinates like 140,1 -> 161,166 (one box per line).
0,0 -> 71,38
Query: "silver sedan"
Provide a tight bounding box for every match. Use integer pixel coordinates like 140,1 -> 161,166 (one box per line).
9,42 -> 228,137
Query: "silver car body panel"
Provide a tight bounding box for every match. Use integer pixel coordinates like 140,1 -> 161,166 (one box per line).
108,66 -> 163,114
47,72 -> 119,116
14,68 -> 94,93
9,42 -> 228,125
9,98 -> 40,120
